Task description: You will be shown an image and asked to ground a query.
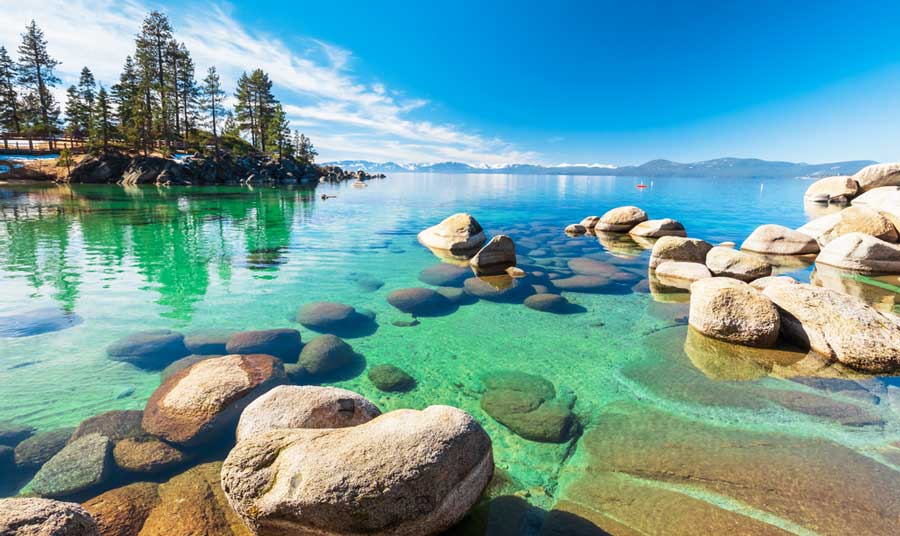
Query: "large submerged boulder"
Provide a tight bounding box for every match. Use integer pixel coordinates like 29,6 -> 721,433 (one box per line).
14,427 -> 73,469
221,406 -> 493,536
142,354 -> 286,446
293,334 -> 355,376
29,433 -> 112,498
0,498 -> 99,535
106,330 -> 189,369
851,162 -> 900,193
741,224 -> 820,255
688,278 -> 780,347
386,288 -> 456,316
595,206 -> 648,232
82,482 -> 160,536
224,328 -> 301,363
417,213 -> 486,254
479,371 -> 578,443
816,232 -> 900,273
763,283 -> 900,372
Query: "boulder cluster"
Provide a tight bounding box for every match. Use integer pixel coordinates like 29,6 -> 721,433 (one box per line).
64,151 -> 382,185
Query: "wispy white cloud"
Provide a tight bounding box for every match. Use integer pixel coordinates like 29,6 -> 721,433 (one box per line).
0,0 -> 536,165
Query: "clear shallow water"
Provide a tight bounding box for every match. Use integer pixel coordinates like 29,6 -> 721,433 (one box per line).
1,174 -> 899,532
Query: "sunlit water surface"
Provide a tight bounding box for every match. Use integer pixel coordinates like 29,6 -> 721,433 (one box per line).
1,174 -> 899,532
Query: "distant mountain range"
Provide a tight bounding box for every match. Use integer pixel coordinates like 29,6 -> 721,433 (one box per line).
324,158 -> 876,178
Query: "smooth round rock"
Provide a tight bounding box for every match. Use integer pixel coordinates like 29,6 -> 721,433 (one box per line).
142,354 -> 287,447
69,411 -> 144,444
654,261 -> 711,289
0,421 -> 35,447
628,218 -> 686,238
804,175 -> 858,202
183,329 -> 231,355
14,428 -> 73,469
828,206 -> 899,243
0,498 -> 99,536
568,257 -> 618,276
417,213 -> 486,253
296,334 -> 355,376
106,330 -> 189,369
550,275 -> 611,293
387,288 -> 456,316
236,385 -> 381,441
418,263 -> 471,287
221,406 -> 493,536
649,236 -> 713,269
579,216 -> 601,229
740,224 -> 820,255
852,162 -> 900,193
0,306 -> 82,338
480,371 -> 578,443
688,278 -> 780,348
160,354 -> 221,381
705,246 -> 772,282
368,365 -> 416,392
112,438 -> 187,474
565,224 -> 586,234
464,276 -> 535,302
816,232 -> 900,273
225,328 -> 301,363
524,294 -> 572,313
595,206 -> 648,232
296,302 -> 357,333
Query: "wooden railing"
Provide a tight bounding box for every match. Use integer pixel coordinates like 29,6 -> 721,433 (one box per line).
0,136 -> 88,154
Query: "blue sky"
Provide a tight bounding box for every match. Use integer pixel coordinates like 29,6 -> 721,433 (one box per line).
4,1 -> 900,165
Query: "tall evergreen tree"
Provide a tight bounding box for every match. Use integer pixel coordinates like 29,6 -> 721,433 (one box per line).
17,20 -> 61,144
294,132 -> 317,164
233,72 -> 256,148
174,42 -> 197,139
78,67 -> 96,130
234,68 -> 277,152
92,85 -> 114,152
200,66 -> 225,156
267,103 -> 290,158
0,46 -> 21,137
135,11 -> 173,147
63,67 -> 96,139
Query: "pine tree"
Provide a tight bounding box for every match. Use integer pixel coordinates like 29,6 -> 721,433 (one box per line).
92,85 -> 114,152
233,72 -> 256,148
295,132 -> 317,164
267,103 -> 290,158
135,11 -> 173,147
200,66 -> 225,157
222,110 -> 238,138
112,56 -> 140,149
0,46 -> 21,138
174,42 -> 197,139
250,69 -> 275,152
17,20 -> 61,144
78,67 -> 96,123
64,85 -> 83,136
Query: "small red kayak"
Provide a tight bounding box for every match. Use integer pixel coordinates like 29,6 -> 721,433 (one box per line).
636,183 -> 648,189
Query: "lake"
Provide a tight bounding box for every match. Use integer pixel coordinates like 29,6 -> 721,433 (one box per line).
1,173 -> 899,533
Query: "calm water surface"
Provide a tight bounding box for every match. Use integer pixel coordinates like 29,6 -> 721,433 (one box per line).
1,174 -> 899,532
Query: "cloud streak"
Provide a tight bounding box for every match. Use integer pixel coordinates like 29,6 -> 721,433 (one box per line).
0,0 -> 536,164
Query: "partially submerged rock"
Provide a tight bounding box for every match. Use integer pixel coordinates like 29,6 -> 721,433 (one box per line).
224,328 -> 301,363
236,385 -> 380,441
480,371 -> 578,443
29,433 -> 112,498
106,330 -> 189,369
0,498 -> 99,536
804,175 -> 858,203
704,246 -> 772,282
688,278 -> 780,347
470,235 -> 516,275
183,329 -> 232,355
523,293 -> 577,313
763,283 -> 900,372
628,218 -> 686,238
82,482 -> 160,536
464,276 -> 535,302
69,411 -> 144,444
142,354 -> 286,446
654,261 -> 711,289
851,162 -> 900,193
112,437 -> 188,474
827,205 -> 899,243
564,224 -> 586,235
0,305 -> 82,338
648,236 -> 713,269
0,421 -> 35,447
816,232 -> 900,273
418,213 -> 486,254
418,263 -> 471,287
595,206 -> 648,232
296,301 -> 370,336
741,224 -> 820,255
221,406 -> 493,536
579,216 -> 600,229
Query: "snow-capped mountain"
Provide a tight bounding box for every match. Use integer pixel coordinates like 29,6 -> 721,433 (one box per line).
325,158 -> 875,178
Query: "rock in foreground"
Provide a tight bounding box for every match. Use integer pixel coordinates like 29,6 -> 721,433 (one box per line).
595,206 -> 648,232
704,246 -> 772,282
763,283 -> 900,372
628,218 -> 686,238
142,354 -> 286,446
689,278 -> 780,347
804,175 -> 858,203
236,385 -> 380,441
221,406 -> 493,536
649,236 -> 713,269
852,162 -> 900,193
654,261 -> 711,289
0,498 -> 99,536
29,433 -> 112,498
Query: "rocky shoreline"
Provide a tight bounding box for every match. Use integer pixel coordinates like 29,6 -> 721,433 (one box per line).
2,151 -> 385,185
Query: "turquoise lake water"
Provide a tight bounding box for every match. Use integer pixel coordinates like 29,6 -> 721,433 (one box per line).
1,174 -> 899,533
